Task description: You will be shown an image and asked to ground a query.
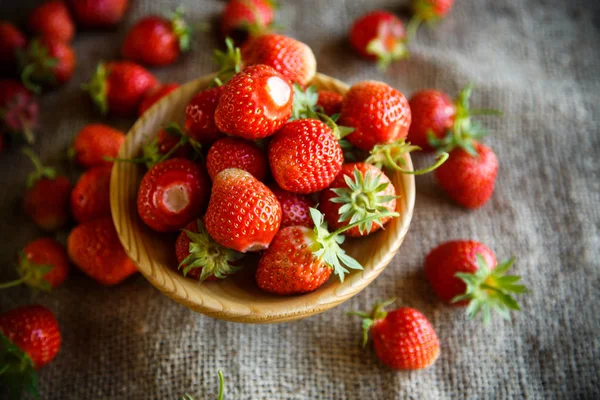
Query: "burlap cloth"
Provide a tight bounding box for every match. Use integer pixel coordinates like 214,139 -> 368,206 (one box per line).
1,0 -> 599,398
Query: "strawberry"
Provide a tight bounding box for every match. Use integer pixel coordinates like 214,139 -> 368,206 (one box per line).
270,185 -> 315,228
83,61 -> 158,116
28,0 -> 75,43
140,125 -> 196,167
69,123 -> 125,168
0,80 -> 39,144
22,148 -> 71,231
138,82 -> 179,116
206,137 -> 267,181
18,37 -> 76,93
317,90 -> 343,116
339,81 -> 411,151
350,300 -> 440,370
221,0 -> 275,44
67,216 -> 138,285
184,86 -> 225,143
205,168 -> 281,252
349,10 -> 408,70
319,163 -> 396,237
137,158 -> 210,232
175,219 -> 243,282
67,0 -> 129,28
71,165 -> 112,223
407,89 -> 455,151
0,22 -> 27,75
425,240 -> 527,323
241,34 -> 317,87
122,9 -> 191,67
268,118 -> 343,194
412,0 -> 454,23
214,64 -> 293,140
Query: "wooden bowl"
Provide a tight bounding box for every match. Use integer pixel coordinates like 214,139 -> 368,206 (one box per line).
110,73 -> 415,323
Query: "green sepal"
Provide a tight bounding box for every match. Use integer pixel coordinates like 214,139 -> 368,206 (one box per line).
22,148 -> 57,188
348,298 -> 396,347
212,38 -> 243,86
17,39 -> 59,94
81,63 -> 109,115
15,251 -> 53,292
365,37 -> 409,71
0,331 -> 39,400
169,7 -> 193,52
365,139 -> 448,175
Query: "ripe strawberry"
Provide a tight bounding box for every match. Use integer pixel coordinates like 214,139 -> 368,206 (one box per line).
18,37 -> 76,92
184,86 -> 225,143
175,219 -> 243,282
317,90 -> 343,116
270,185 -> 315,228
339,81 -> 411,151
83,61 -> 158,116
412,0 -> 454,23
214,64 -> 293,140
205,168 -> 281,252
407,89 -> 455,151
268,119 -> 343,194
221,0 -> 275,44
207,137 -> 267,181
0,22 -> 27,75
137,158 -> 210,232
0,80 -> 39,144
71,165 -> 112,223
241,34 -> 317,87
67,216 -> 138,285
349,11 -> 408,70
22,148 -> 71,231
319,163 -> 396,237
350,300 -> 440,370
28,1 -> 75,43
425,240 -> 527,323
67,0 -> 129,28
122,9 -> 191,66
138,82 -> 179,116
69,123 -> 125,168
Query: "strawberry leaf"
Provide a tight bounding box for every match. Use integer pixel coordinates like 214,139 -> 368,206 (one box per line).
82,63 -> 109,115
0,332 -> 38,399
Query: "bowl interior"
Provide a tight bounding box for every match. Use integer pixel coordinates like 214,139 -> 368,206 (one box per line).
110,73 -> 415,323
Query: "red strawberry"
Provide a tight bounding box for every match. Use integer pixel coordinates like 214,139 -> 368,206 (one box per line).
18,37 -> 76,92
28,1 -> 75,43
138,82 -> 179,116
425,240 -> 527,323
268,118 -> 343,194
349,11 -> 408,70
184,86 -> 225,143
205,168 -> 281,252
67,217 -> 138,285
83,61 -> 158,116
0,22 -> 27,74
137,158 -> 210,232
175,219 -> 243,282
270,185 -> 315,228
241,34 -> 317,87
339,81 -> 411,151
0,80 -> 39,144
221,0 -> 275,44
22,148 -> 71,231
71,165 -> 112,223
350,300 -> 440,370
206,137 -> 267,181
412,0 -> 454,23
67,0 -> 129,28
317,90 -> 343,116
214,64 -> 293,140
122,9 -> 191,66
69,123 -> 125,168
407,89 -> 455,151
319,163 -> 396,237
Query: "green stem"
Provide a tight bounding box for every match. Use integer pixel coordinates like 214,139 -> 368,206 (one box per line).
22,148 -> 43,173
480,283 -> 502,293
406,16 -> 422,43
326,211 -> 399,239
217,370 -> 224,400
470,108 -> 504,116
385,150 -> 449,175
0,276 -> 26,289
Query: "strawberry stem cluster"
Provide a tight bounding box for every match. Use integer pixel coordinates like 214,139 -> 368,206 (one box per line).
213,38 -> 243,86
81,63 -> 109,115
0,251 -> 53,291
22,147 -> 56,188
365,139 -> 448,174
348,297 -> 396,347
17,39 -> 59,94
169,7 -> 192,53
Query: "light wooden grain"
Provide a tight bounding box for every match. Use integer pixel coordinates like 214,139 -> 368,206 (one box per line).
110,73 -> 415,323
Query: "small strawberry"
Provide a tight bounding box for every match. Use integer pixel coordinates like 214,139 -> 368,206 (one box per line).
0,305 -> 60,398
317,90 -> 343,116
122,8 -> 192,66
205,168 -> 281,252
69,123 -> 125,168
18,37 -> 76,93
0,238 -> 69,291
220,0 -> 275,44
175,219 -> 243,282
28,0 -> 75,43
268,118 -> 343,194
349,10 -> 408,70
206,137 -> 267,181
184,86 -> 225,143
425,240 -> 528,323
214,64 -> 293,140
83,61 -> 158,116
71,165 -> 112,223
339,81 -> 411,151
408,0 -> 454,40
137,158 -> 210,232
0,21 -> 27,75
270,185 -> 315,228
67,0 -> 129,28
138,82 -> 179,116
67,216 -> 138,285
407,89 -> 455,151
350,300 -> 440,370
0,80 -> 39,144
241,34 -> 317,87
22,148 -> 71,231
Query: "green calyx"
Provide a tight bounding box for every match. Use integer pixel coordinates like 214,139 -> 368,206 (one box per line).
81,63 -> 109,115
212,38 -> 243,86
452,254 -> 529,325
22,148 -> 57,188
169,7 -> 192,52
0,251 -> 53,292
180,220 -> 243,282
17,39 -> 59,94
348,298 -> 396,347
0,331 -> 38,400
366,37 -> 409,71
365,139 -> 448,175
